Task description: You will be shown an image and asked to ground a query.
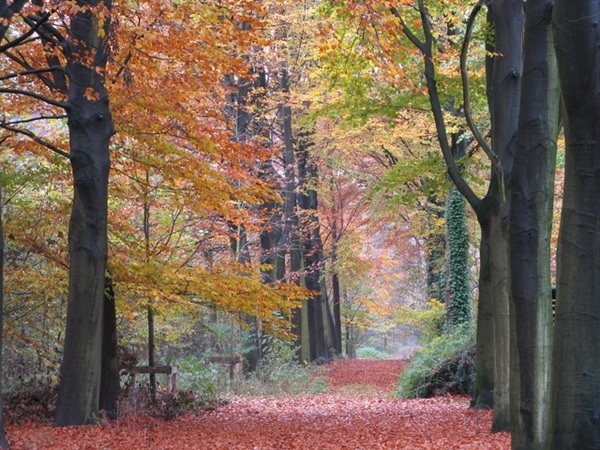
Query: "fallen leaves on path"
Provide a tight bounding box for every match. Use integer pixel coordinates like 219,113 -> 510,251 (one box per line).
325,359 -> 407,394
8,359 -> 510,449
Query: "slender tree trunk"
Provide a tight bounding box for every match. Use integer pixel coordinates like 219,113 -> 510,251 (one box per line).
142,173 -> 156,403
424,198 -> 446,305
509,1 -> 558,448
549,2 -> 600,448
54,0 -> 114,426
0,188 -> 8,449
331,245 -> 342,355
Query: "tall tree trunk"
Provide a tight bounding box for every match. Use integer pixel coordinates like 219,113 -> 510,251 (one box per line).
331,242 -> 343,355
297,134 -> 335,362
424,198 -> 446,305
54,0 -> 114,427
0,188 -> 7,449
276,68 -> 307,360
142,174 -> 156,403
549,2 -> 600,447
486,1 -> 524,432
509,1 -> 559,448
99,274 -> 119,418
472,208 -> 494,409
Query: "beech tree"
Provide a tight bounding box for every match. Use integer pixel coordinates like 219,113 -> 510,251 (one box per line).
53,0 -> 114,426
0,0 -> 114,426
549,1 -> 600,448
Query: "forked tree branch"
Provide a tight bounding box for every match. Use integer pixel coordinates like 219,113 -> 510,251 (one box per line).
0,11 -> 49,53
461,0 -> 499,165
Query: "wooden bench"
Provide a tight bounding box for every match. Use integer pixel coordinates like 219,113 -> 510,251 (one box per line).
130,365 -> 178,393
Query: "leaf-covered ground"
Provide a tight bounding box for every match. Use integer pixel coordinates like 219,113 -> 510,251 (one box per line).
7,359 -> 510,449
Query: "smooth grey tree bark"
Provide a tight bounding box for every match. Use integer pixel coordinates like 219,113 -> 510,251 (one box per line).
54,0 -> 114,426
392,1 -> 521,423
549,1 -> 600,448
485,1 -> 524,432
508,1 -> 559,448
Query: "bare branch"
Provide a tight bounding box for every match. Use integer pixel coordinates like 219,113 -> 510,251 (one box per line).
3,114 -> 67,125
0,87 -> 67,109
0,123 -> 70,159
461,0 -> 498,164
0,11 -> 50,54
0,65 -> 65,81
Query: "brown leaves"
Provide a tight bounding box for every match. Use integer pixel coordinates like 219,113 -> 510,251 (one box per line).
7,360 -> 509,449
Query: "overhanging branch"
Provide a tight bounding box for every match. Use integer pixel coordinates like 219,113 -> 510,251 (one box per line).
0,11 -> 50,53
0,87 -> 67,109
0,123 -> 70,159
0,65 -> 65,81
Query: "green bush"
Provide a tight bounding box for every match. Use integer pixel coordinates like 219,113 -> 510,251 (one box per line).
396,323 -> 475,399
177,356 -> 219,406
356,347 -> 390,359
241,336 -> 322,397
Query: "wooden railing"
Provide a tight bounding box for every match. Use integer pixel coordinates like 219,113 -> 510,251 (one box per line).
130,365 -> 178,393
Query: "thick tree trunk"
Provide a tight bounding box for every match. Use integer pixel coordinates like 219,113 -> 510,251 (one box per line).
549,2 -> 600,448
489,205 -> 511,432
472,210 -> 494,409
54,0 -> 113,426
509,1 -> 558,448
486,1 -> 524,432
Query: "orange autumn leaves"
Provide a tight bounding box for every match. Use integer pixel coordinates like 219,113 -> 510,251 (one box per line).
0,1 -> 307,330
7,359 -> 509,449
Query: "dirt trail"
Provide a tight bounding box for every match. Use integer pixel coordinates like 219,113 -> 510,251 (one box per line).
8,359 -> 509,449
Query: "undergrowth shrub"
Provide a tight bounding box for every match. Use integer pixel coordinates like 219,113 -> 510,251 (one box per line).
396,324 -> 475,399
241,336 -> 322,397
177,356 -> 220,402
3,383 -> 57,424
355,347 -> 390,359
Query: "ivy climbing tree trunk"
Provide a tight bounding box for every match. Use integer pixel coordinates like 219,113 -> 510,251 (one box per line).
54,0 -> 114,427
548,1 -> 600,448
444,134 -> 471,329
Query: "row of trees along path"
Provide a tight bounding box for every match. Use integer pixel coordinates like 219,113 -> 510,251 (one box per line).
7,359 -> 509,449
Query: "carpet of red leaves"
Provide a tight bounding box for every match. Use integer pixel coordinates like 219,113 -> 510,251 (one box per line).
7,359 -> 510,449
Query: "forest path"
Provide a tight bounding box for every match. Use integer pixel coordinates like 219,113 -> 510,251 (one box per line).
8,359 -> 509,449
